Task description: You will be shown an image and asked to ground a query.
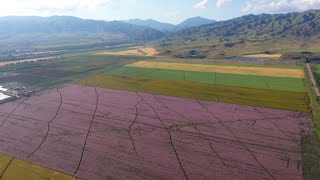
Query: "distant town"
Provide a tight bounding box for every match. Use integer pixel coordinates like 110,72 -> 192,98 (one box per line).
0,49 -> 62,62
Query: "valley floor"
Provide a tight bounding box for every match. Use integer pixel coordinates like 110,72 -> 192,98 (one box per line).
0,53 -> 318,179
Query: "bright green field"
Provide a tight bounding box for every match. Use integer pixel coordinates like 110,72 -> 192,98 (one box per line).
78,75 -> 309,112
105,66 -> 306,92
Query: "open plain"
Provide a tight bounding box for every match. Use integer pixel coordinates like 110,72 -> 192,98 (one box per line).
0,84 -> 311,180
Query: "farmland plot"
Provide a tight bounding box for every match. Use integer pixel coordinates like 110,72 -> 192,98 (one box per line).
128,61 -> 304,78
106,67 -> 306,92
0,84 -> 311,180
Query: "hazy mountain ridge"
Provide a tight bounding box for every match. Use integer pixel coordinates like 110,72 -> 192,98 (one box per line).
170,10 -> 320,39
123,19 -> 175,32
124,16 -> 215,32
1,10 -> 320,51
0,16 -> 165,41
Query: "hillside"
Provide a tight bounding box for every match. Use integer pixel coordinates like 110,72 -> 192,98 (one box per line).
0,16 -> 165,49
174,16 -> 215,31
171,10 -> 320,38
158,10 -> 320,58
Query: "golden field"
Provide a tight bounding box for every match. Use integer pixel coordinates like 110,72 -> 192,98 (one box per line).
0,153 -> 81,180
127,61 -> 304,78
95,47 -> 158,56
242,54 -> 282,58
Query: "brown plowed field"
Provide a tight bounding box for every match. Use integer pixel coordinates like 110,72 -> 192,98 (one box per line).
0,84 -> 311,180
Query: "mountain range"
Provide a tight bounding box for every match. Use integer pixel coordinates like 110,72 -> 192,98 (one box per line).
157,9 -> 320,57
1,10 -> 320,51
0,16 -> 165,41
123,19 -> 175,32
171,9 -> 320,39
124,17 -> 215,32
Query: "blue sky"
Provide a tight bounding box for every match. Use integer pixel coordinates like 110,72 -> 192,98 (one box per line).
0,0 -> 319,24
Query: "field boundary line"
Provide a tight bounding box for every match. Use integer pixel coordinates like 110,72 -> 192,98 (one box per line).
137,93 -> 189,180
197,100 -> 276,180
153,95 -> 228,167
0,157 -> 14,179
0,99 -> 26,128
254,108 -> 299,146
74,87 -> 99,175
28,88 -> 63,158
127,94 -> 143,157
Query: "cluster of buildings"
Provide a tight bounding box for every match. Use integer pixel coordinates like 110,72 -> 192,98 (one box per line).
0,82 -> 33,102
0,49 -> 36,61
0,48 -> 61,62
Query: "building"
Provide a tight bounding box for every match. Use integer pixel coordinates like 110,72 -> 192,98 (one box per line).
188,50 -> 201,57
0,82 -> 31,97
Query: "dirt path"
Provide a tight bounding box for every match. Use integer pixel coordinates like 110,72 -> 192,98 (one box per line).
306,63 -> 320,97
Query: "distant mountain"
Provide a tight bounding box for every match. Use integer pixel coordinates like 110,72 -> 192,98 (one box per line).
0,16 -> 165,40
124,17 -> 215,32
0,16 -> 165,49
174,17 -> 216,31
124,19 -> 175,32
171,10 -> 320,39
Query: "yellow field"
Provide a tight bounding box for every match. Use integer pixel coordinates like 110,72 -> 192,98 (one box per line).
96,47 -> 158,56
0,153 -> 81,180
242,54 -> 282,58
127,61 -> 304,78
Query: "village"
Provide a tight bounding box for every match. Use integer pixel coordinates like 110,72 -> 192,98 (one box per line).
0,82 -> 34,102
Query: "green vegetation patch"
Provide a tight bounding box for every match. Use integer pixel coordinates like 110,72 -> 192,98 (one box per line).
313,64 -> 320,85
0,54 -> 141,90
78,75 -> 309,112
105,66 -> 306,92
303,65 -> 320,180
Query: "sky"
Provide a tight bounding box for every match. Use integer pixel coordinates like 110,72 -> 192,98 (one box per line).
0,0 -> 319,24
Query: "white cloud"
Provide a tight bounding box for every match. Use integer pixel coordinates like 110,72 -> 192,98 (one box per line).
292,0 -> 320,10
0,0 -> 114,16
216,0 -> 232,8
242,0 -> 320,13
194,0 -> 232,9
194,0 -> 209,9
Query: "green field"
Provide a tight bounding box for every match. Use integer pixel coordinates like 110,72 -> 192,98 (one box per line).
106,66 -> 306,92
79,75 -> 309,112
